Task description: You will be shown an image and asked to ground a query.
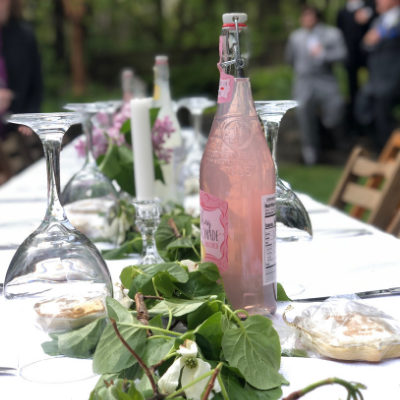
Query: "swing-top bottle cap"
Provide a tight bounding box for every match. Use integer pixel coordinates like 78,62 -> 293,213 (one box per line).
155,55 -> 169,65
222,13 -> 247,26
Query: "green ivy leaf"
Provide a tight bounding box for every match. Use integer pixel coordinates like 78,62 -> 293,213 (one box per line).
198,262 -> 221,282
118,145 -> 133,167
154,156 -> 165,184
166,238 -> 195,251
213,366 -> 282,400
115,164 -> 135,197
41,339 -> 62,356
58,318 -> 105,358
98,143 -> 122,180
148,314 -> 163,330
156,215 -> 193,252
106,297 -> 133,324
149,298 -> 206,317
93,321 -> 147,374
150,108 -> 160,127
221,315 -> 286,390
103,236 -> 142,260
221,314 -> 238,333
195,312 -> 223,361
175,271 -> 222,299
121,119 -> 131,135
187,299 -> 220,330
277,283 -> 292,302
129,262 -> 189,298
142,338 -> 173,367
154,272 -> 175,297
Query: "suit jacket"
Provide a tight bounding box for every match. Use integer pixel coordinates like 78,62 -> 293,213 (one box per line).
285,24 -> 347,103
364,8 -> 400,98
337,3 -> 374,68
2,18 -> 42,116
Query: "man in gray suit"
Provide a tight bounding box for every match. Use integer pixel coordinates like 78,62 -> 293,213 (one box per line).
286,7 -> 347,165
356,0 -> 400,149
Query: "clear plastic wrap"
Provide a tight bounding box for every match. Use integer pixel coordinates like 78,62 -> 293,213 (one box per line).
279,295 -> 400,362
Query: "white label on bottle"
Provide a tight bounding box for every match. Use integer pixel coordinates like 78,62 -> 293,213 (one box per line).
262,194 -> 276,286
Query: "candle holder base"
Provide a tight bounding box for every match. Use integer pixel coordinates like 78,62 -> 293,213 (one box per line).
133,198 -> 164,265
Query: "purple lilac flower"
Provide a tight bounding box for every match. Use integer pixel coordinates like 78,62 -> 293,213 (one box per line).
152,115 -> 175,164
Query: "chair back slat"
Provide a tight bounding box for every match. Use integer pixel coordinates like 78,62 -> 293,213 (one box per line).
330,142 -> 400,231
342,183 -> 381,210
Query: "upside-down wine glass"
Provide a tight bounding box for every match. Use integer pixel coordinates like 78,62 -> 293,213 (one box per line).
4,113 -> 113,383
62,102 -> 120,250
255,101 -> 313,296
177,97 -> 216,195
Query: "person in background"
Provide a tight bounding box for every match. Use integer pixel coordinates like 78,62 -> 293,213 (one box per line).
337,0 -> 375,133
356,0 -> 400,149
0,0 -> 42,139
285,7 -> 347,166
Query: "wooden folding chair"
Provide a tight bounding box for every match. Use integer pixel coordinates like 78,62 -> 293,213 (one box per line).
329,146 -> 400,230
350,129 -> 400,218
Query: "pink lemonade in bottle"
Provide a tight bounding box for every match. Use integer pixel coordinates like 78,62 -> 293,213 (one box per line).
200,13 -> 277,314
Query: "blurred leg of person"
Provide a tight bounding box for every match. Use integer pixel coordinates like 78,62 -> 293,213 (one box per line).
297,95 -> 319,166
319,83 -> 346,151
373,95 -> 398,150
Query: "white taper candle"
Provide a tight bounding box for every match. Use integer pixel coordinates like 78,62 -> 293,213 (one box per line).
130,98 -> 155,200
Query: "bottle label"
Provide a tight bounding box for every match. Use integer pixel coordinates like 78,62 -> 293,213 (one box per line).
217,36 -> 235,104
262,194 -> 276,286
200,190 -> 229,271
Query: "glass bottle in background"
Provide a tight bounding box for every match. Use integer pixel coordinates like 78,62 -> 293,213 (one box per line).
200,13 -> 277,314
121,68 -> 134,103
153,55 -> 184,205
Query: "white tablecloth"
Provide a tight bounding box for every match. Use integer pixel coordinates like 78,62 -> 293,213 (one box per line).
1,139 -> 400,399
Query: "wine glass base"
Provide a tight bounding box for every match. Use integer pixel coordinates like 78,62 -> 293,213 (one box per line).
137,254 -> 164,265
19,357 -> 96,384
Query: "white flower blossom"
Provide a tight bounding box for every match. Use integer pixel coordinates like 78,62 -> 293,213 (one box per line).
157,340 -> 221,400
114,283 -> 134,309
181,259 -> 199,272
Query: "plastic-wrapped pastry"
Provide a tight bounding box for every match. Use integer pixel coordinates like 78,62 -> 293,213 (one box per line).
287,295 -> 400,361
34,295 -> 106,332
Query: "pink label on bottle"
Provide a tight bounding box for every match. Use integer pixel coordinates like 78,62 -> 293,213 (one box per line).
200,190 -> 229,271
217,36 -> 235,104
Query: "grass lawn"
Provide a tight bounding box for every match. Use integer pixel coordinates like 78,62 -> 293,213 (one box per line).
279,163 -> 343,204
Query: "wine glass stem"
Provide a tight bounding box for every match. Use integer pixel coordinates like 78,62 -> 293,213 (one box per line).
141,229 -> 158,259
83,113 -> 96,164
267,121 -> 279,177
42,134 -> 66,222
193,113 -> 202,143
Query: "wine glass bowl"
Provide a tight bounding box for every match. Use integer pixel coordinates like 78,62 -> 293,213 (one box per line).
62,102 -> 120,249
4,112 -> 113,383
177,97 -> 216,195
255,101 -> 313,242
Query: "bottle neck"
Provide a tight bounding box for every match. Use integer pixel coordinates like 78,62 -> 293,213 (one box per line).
158,78 -> 172,109
220,27 -> 246,78
216,78 -> 257,118
153,64 -> 172,110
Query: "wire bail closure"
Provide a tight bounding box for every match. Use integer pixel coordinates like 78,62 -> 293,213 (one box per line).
220,16 -> 245,71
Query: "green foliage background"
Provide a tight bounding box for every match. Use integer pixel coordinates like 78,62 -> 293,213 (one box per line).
22,0 -> 350,111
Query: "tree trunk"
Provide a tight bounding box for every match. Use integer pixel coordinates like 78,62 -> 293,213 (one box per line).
62,0 -> 87,96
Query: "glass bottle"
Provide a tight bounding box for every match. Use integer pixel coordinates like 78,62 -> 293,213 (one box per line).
200,13 -> 277,314
153,55 -> 184,205
121,68 -> 134,103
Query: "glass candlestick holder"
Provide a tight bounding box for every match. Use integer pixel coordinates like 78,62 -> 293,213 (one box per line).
133,199 -> 164,265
